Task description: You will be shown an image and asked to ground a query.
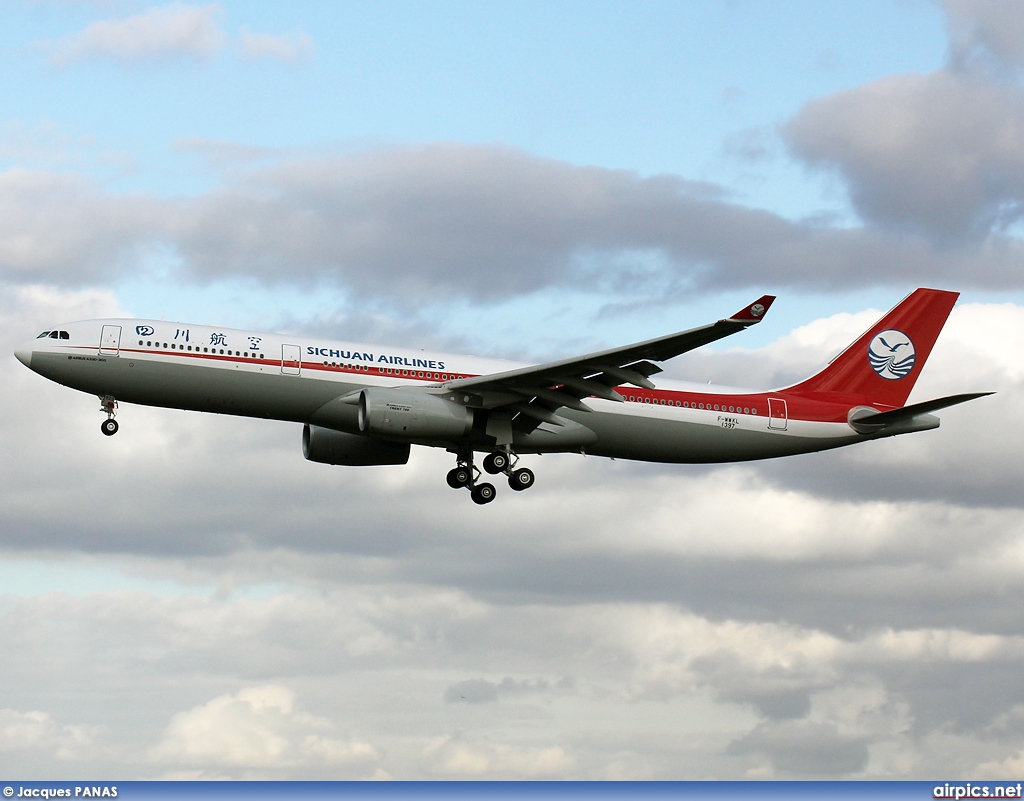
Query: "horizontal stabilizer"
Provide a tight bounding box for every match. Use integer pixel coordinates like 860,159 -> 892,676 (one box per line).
849,392 -> 993,433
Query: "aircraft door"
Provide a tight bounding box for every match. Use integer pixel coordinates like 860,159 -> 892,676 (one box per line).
99,324 -> 121,356
767,397 -> 788,430
281,344 -> 302,375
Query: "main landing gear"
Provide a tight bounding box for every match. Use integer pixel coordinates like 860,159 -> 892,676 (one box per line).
99,395 -> 119,436
447,450 -> 535,504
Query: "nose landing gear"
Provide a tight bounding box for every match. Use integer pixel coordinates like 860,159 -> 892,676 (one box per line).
99,395 -> 119,436
448,449 -> 536,503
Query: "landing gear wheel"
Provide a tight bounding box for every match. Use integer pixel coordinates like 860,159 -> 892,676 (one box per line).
508,467 -> 535,491
100,419 -> 119,437
447,467 -> 472,489
470,482 -> 497,505
483,452 -> 510,474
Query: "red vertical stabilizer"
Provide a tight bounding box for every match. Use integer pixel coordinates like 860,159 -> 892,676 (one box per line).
787,288 -> 959,408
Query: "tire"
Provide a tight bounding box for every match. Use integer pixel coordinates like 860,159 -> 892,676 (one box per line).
508,468 -> 535,491
483,452 -> 509,474
100,419 -> 119,436
447,467 -> 471,488
470,482 -> 496,504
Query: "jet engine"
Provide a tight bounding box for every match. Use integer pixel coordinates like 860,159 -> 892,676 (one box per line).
302,424 -> 410,466
357,388 -> 472,441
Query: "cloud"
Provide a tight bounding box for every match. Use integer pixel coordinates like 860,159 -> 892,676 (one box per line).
41,5 -> 314,69
784,71 -> 1024,240
443,679 -> 499,705
239,27 -> 313,63
5,144 -> 1024,301
782,1 -> 1024,242
422,735 -> 575,778
0,169 -> 162,283
46,3 -> 226,66
728,720 -> 870,777
150,685 -> 379,775
944,0 -> 1024,74
443,676 -> 556,705
172,136 -> 280,169
0,708 -> 103,762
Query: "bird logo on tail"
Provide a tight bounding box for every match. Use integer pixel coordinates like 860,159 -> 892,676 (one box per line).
868,329 -> 916,380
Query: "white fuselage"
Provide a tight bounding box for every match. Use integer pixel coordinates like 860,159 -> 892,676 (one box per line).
15,317 -> 874,464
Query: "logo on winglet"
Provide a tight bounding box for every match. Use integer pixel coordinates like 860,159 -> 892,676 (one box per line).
868,329 -> 916,380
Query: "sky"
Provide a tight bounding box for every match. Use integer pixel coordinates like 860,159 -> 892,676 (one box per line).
2,0 -> 1024,781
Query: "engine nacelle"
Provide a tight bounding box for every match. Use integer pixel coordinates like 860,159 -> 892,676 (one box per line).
358,387 -> 472,441
302,424 -> 410,466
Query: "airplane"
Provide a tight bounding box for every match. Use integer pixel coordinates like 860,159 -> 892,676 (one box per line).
14,287 -> 990,504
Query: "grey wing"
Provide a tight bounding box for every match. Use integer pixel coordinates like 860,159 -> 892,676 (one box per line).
445,295 -> 776,428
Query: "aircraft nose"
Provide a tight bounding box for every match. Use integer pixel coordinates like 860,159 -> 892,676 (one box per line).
14,344 -> 32,368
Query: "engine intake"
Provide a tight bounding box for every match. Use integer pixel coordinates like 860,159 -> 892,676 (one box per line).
357,388 -> 472,442
302,424 -> 410,466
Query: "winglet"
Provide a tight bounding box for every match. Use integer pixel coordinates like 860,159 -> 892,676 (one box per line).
728,295 -> 776,324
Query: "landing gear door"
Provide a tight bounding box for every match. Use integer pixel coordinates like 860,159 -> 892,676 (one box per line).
282,344 -> 302,375
768,397 -> 788,430
99,324 -> 121,356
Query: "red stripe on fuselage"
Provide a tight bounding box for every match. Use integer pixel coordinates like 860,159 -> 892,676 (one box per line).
89,346 -> 875,426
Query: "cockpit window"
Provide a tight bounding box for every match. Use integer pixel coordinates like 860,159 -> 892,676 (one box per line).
49,331 -> 59,338
59,331 -> 69,339
37,331 -> 50,338
39,330 -> 69,339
